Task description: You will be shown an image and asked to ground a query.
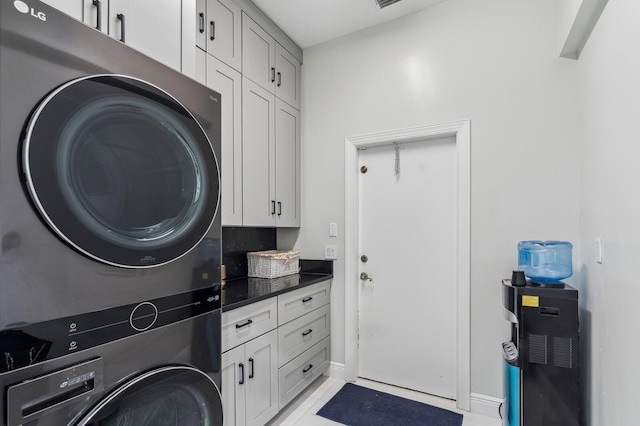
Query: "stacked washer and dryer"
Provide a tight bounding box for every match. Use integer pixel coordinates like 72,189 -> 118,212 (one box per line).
1,1 -> 223,424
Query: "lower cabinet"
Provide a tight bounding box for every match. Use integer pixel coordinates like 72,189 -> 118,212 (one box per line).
278,337 -> 330,409
221,280 -> 331,425
222,330 -> 278,426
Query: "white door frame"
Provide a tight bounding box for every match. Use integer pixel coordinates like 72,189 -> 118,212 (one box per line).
344,119 -> 471,411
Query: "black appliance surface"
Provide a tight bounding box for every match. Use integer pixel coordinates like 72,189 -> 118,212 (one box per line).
503,280 -> 580,426
0,1 -> 222,328
1,309 -> 222,426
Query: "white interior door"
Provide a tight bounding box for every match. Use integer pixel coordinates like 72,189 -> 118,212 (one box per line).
358,137 -> 457,399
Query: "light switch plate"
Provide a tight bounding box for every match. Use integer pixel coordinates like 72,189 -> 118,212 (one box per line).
324,244 -> 337,260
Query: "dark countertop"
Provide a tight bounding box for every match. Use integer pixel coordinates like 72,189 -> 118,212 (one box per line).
221,259 -> 333,312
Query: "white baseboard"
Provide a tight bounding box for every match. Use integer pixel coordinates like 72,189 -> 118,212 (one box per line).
470,393 -> 505,421
324,361 -> 346,380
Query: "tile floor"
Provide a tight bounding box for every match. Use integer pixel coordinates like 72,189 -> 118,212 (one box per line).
267,376 -> 502,426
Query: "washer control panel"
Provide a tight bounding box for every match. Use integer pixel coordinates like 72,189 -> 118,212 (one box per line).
0,287 -> 220,373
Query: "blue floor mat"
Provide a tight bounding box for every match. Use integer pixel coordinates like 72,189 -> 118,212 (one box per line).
316,383 -> 463,426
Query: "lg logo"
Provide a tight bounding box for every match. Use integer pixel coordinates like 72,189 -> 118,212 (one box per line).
13,1 -> 47,22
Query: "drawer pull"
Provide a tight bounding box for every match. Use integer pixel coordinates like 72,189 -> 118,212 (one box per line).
302,329 -> 313,336
302,364 -> 313,373
116,13 -> 125,43
248,358 -> 254,379
92,0 -> 102,31
302,297 -> 313,303
235,319 -> 253,329
239,363 -> 245,385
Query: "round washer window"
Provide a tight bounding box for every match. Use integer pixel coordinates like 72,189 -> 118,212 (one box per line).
75,366 -> 223,426
23,75 -> 219,268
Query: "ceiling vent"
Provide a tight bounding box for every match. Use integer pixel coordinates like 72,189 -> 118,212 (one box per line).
375,0 -> 402,9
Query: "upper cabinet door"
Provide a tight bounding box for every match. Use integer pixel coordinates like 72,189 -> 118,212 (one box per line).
196,0 -> 206,50
242,13 -> 276,94
207,0 -> 242,71
207,55 -> 243,227
118,0 -> 182,71
275,43 -> 301,110
275,99 -> 301,227
242,77 -> 276,227
40,0 -> 83,21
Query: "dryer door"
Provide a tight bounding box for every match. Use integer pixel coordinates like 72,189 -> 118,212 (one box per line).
23,75 -> 220,268
75,366 -> 223,425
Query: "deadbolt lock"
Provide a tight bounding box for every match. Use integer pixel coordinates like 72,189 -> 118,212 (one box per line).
360,255 -> 368,262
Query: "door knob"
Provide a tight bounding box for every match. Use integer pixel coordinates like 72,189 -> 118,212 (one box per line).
360,272 -> 372,282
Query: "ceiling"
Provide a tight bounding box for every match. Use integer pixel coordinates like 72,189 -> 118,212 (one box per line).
250,0 -> 449,50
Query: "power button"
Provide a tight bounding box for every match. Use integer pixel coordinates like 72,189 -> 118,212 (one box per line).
129,302 -> 158,331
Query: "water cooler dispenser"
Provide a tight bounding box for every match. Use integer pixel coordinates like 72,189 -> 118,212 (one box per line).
502,241 -> 580,426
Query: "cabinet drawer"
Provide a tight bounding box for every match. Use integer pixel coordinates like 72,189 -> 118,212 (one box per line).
278,281 -> 331,326
222,297 -> 277,352
278,304 -> 330,367
278,337 -> 330,409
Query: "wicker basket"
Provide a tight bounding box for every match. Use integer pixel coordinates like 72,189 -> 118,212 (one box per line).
247,250 -> 301,279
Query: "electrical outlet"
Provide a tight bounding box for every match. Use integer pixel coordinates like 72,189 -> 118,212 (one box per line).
325,244 -> 338,260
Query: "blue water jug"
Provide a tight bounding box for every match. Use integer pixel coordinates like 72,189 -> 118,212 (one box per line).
517,240 -> 572,284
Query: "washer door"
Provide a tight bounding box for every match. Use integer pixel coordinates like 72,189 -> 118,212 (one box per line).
23,75 -> 220,268
75,366 -> 222,426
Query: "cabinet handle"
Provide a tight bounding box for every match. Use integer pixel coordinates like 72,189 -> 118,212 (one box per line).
198,12 -> 205,34
302,329 -> 313,336
303,364 -> 313,373
92,0 -> 102,31
239,363 -> 245,384
271,200 -> 276,215
116,13 -> 125,43
277,71 -> 282,87
277,201 -> 282,216
235,319 -> 253,329
248,358 -> 255,379
271,67 -> 276,83
210,21 -> 215,41
302,296 -> 313,303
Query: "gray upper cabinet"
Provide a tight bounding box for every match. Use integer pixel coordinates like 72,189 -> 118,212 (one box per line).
39,0 -> 106,29
109,0 -> 182,71
41,0 -> 182,71
242,13 -> 301,110
275,44 -> 302,111
206,55 -> 243,226
242,13 -> 275,94
242,78 -> 275,227
40,0 -> 83,21
274,99 -> 301,227
196,0 -> 241,71
242,78 -> 300,227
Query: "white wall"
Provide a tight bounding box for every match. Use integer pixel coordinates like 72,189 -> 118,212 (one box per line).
576,1 -> 640,424
281,0 -> 580,399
